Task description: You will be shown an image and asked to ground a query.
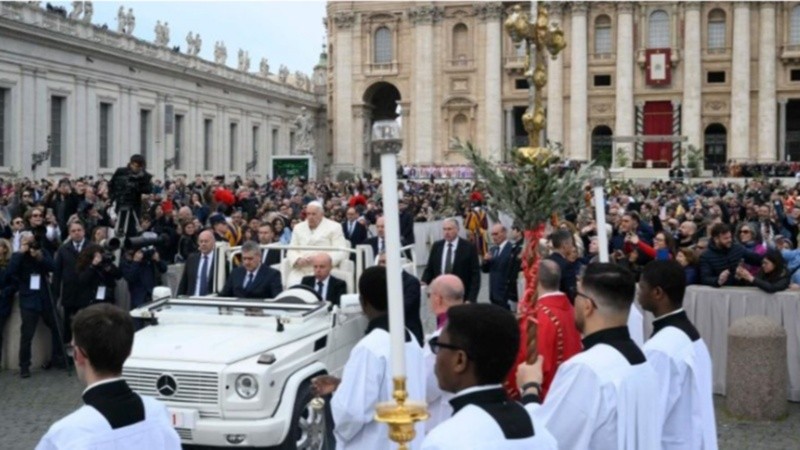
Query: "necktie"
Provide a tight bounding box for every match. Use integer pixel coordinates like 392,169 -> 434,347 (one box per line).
244,272 -> 254,289
74,242 -> 81,253
444,243 -> 453,274
317,281 -> 324,297
348,222 -> 354,236
492,245 -> 499,258
199,256 -> 209,296
379,238 -> 384,254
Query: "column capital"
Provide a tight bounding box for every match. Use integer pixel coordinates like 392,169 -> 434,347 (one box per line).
616,2 -> 635,14
570,2 -> 588,15
779,98 -> 788,106
408,6 -> 443,26
475,2 -> 503,21
332,11 -> 355,29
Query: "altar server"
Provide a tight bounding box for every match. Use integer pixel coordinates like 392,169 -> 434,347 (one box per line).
312,266 -> 426,450
36,303 -> 180,450
422,303 -> 556,449
639,260 -> 718,450
517,263 -> 661,449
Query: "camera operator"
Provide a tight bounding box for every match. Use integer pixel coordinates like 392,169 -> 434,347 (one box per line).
120,246 -> 167,311
109,154 -> 153,238
75,244 -> 122,307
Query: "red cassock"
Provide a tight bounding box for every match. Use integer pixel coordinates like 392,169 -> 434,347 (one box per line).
505,292 -> 583,400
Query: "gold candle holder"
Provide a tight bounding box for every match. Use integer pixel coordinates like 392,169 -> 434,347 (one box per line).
374,377 -> 429,450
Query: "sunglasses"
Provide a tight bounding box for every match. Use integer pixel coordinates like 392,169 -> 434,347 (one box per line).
428,336 -> 469,358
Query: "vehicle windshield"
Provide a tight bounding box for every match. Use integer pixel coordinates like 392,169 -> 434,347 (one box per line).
132,297 -> 326,319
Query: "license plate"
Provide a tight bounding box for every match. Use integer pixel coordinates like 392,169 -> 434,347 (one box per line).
169,408 -> 198,430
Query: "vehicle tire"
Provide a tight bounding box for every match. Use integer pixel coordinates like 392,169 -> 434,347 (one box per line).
277,381 -> 334,450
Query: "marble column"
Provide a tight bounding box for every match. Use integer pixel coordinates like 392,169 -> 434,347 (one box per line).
615,2 -> 635,163
758,2 -> 777,162
74,77 -> 88,174
411,6 -> 438,163
730,2 -> 751,161
481,3 -> 503,160
569,2 -> 588,160
682,2 -> 703,152
779,100 -> 787,161
19,67 -> 36,175
546,3 -> 564,146
333,12 -> 355,171
505,108 -> 514,152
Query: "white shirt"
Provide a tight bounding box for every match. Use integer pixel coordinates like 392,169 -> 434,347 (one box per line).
12,230 -> 22,252
644,311 -> 717,450
422,328 -> 452,434
440,239 -> 459,274
194,252 -> 213,296
332,325 -> 426,450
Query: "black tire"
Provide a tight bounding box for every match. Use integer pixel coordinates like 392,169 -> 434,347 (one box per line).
277,381 -> 334,450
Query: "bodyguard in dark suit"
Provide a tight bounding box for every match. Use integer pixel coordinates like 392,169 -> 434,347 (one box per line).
376,252 -> 424,346
177,230 -> 216,296
6,233 -> 63,378
300,253 -> 348,306
52,221 -> 87,343
365,216 -> 387,259
545,229 -> 581,304
220,242 -> 283,299
257,224 -> 282,267
422,219 -> 481,303
342,207 -> 368,248
480,224 -> 514,309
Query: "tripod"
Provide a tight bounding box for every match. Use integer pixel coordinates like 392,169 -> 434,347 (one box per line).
115,205 -> 141,238
45,278 -> 72,376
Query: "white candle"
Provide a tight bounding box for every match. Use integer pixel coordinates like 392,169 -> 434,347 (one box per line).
594,185 -> 610,263
380,150 -> 406,378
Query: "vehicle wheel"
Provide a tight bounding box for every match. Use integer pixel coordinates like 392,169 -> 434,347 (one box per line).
278,381 -> 334,450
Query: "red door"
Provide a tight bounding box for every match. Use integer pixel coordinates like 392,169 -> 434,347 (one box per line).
643,101 -> 673,162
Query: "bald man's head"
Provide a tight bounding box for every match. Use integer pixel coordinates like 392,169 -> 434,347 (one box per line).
429,274 -> 465,315
312,252 -> 333,281
537,259 -> 561,293
198,230 -> 216,254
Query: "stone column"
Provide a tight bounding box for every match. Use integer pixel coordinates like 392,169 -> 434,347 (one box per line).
779,100 -> 787,161
411,6 -> 439,164
615,2 -> 635,163
352,106 -> 365,173
730,2 -> 751,161
505,108 -> 514,152
481,3 -> 504,160
74,77 -> 88,175
332,11 -> 355,171
682,2 -> 703,152
19,66 -> 36,175
546,3 -> 564,146
569,2 -> 589,160
758,2 -> 777,162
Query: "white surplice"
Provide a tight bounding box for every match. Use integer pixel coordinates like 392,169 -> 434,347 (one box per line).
36,396 -> 181,450
627,304 -> 644,347
644,311 -> 718,450
423,328 -> 452,434
331,324 -> 426,450
422,385 -> 557,450
286,217 -> 349,285
527,329 -> 661,450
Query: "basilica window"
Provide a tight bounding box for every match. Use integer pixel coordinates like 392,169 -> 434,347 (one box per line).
374,26 -> 392,64
452,23 -> 470,62
0,88 -> 7,166
594,15 -> 612,55
50,95 -> 66,167
707,9 -> 726,49
648,10 -> 670,48
452,114 -> 469,141
791,5 -> 800,45
99,103 -> 112,169
204,119 -> 213,171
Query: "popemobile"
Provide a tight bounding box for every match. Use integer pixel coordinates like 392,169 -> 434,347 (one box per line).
123,241 -> 374,449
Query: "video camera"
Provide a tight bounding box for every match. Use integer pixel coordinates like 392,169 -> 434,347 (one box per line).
106,231 -> 170,256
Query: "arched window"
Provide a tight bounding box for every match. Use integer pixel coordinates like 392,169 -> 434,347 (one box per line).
594,15 -> 612,55
453,114 -> 469,140
452,23 -> 470,61
374,27 -> 392,64
791,6 -> 800,45
707,9 -> 726,49
648,10 -> 670,48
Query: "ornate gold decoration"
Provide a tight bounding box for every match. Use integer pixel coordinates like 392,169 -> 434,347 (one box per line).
504,4 -> 567,163
375,377 -> 429,450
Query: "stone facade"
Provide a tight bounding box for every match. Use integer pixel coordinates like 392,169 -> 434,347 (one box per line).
327,1 -> 800,171
0,2 -> 328,180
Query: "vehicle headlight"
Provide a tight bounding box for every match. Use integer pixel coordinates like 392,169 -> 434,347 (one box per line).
235,374 -> 259,399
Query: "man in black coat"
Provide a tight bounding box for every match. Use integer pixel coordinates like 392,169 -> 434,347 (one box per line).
342,207 -> 368,248
545,229 -> 580,304
699,223 -> 764,287
422,219 -> 481,303
108,154 -> 152,237
480,224 -> 515,309
399,199 -> 415,246
365,216 -> 387,260
220,242 -> 282,298
52,221 -> 88,343
257,224 -> 281,267
377,252 -> 424,345
177,230 -> 217,296
301,253 -> 348,306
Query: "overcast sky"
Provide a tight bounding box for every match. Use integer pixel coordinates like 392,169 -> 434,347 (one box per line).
52,1 -> 328,74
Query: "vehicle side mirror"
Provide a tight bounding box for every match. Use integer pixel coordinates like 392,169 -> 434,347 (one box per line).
338,294 -> 361,315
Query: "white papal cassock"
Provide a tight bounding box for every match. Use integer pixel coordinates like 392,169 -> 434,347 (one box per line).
422,385 -> 557,449
423,328 -> 453,434
526,326 -> 661,449
644,309 -> 718,450
331,316 -> 426,450
285,217 -> 349,286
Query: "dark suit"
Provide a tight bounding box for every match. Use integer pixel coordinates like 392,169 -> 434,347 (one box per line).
177,251 -> 216,296
401,271 -> 424,346
545,252 -> 580,304
261,248 -> 281,267
399,210 -> 415,245
365,236 -> 385,257
53,240 -> 85,342
220,264 -> 283,299
481,242 -> 514,308
422,237 -> 481,303
342,221 -> 368,248
301,275 -> 348,306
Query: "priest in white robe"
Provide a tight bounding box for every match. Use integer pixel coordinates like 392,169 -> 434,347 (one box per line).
638,260 -> 718,450
422,303 -> 556,449
286,201 -> 349,286
36,304 -> 180,450
517,263 -> 661,450
312,266 -> 426,450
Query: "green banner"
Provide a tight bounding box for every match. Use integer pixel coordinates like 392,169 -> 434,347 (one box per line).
272,158 -> 310,180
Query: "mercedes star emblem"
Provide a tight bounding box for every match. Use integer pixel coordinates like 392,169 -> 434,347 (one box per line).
156,374 -> 178,396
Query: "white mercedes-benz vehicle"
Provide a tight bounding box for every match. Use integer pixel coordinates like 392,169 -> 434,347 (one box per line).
123,243 -> 371,449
